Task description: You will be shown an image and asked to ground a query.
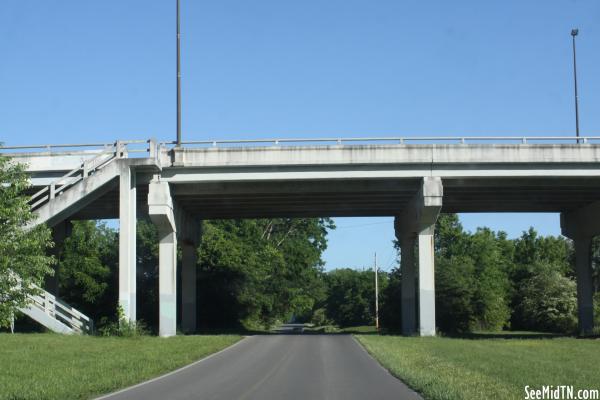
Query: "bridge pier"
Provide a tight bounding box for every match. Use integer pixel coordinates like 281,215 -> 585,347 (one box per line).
119,165 -> 137,323
395,177 -> 443,336
178,212 -> 201,334
561,203 -> 599,336
398,233 -> 416,335
149,180 -> 178,337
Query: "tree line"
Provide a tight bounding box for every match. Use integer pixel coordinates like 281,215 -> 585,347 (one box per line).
10,215 -> 599,335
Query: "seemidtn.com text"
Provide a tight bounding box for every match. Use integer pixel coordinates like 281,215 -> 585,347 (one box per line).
525,386 -> 599,400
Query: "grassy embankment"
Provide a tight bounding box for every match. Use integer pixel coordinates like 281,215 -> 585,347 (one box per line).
0,333 -> 241,400
356,333 -> 600,400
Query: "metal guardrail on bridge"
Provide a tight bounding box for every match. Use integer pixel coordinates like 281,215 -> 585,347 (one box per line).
3,136 -> 600,155
159,136 -> 600,147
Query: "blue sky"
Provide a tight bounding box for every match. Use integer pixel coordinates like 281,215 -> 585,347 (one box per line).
1,1 -> 599,270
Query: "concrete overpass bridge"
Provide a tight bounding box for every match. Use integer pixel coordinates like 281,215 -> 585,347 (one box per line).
3,136 -> 599,336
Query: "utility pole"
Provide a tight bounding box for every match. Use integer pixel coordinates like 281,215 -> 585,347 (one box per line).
176,0 -> 182,146
571,28 -> 580,144
374,252 -> 379,331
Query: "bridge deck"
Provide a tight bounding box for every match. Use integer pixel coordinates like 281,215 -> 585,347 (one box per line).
6,142 -> 600,219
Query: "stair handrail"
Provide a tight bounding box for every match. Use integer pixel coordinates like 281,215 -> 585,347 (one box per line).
28,143 -> 120,210
11,270 -> 94,334
27,289 -> 94,334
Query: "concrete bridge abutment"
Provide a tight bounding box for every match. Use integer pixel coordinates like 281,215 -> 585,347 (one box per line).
394,177 -> 443,336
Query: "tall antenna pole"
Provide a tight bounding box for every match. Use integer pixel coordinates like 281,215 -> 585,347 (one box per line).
374,252 -> 380,331
571,28 -> 580,144
176,0 -> 182,146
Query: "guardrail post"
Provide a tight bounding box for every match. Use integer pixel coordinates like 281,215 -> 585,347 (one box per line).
148,138 -> 157,160
50,183 -> 56,199
116,141 -> 128,158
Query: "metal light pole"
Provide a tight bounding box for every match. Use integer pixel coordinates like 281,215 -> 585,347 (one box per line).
571,28 -> 580,143
176,0 -> 182,146
374,252 -> 380,331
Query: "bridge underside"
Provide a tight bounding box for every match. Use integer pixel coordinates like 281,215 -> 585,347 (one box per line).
61,176 -> 600,220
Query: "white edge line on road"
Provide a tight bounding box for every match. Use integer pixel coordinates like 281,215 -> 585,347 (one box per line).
94,336 -> 251,400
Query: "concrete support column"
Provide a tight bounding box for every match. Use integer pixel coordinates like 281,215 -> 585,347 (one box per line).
561,203 -> 598,336
395,177 -> 442,337
149,180 -> 178,337
399,233 -> 416,335
119,165 -> 137,323
158,230 -> 177,337
176,209 -> 201,334
181,242 -> 197,333
418,229 -> 436,336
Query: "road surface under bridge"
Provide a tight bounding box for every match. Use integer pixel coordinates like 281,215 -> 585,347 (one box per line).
3,136 -> 599,336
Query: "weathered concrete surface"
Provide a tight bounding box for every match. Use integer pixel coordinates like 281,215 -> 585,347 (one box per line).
148,180 -> 178,337
166,144 -> 600,169
394,178 -> 442,336
18,144 -> 600,218
118,163 -> 137,323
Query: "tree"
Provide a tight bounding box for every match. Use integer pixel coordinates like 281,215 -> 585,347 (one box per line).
435,255 -> 477,333
0,155 -> 54,328
379,266 -> 402,331
323,268 -> 386,327
468,228 -> 511,331
510,229 -> 573,330
519,268 -> 578,333
57,221 -> 117,321
198,218 -> 331,330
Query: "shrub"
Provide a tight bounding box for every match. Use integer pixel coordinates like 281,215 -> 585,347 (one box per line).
520,271 -> 577,333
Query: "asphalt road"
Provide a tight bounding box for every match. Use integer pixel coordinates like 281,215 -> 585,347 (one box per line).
98,334 -> 422,400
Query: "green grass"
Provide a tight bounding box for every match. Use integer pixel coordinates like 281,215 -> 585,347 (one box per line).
356,334 -> 600,400
339,325 -> 378,334
0,333 -> 242,400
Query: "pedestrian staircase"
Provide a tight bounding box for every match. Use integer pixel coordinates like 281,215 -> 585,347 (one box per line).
19,283 -> 93,334
27,141 -> 129,228
16,140 -> 157,334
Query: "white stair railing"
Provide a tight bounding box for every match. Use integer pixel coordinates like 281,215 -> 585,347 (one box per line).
26,286 -> 94,334
10,271 -> 94,334
28,142 -> 121,211
26,139 -> 157,211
